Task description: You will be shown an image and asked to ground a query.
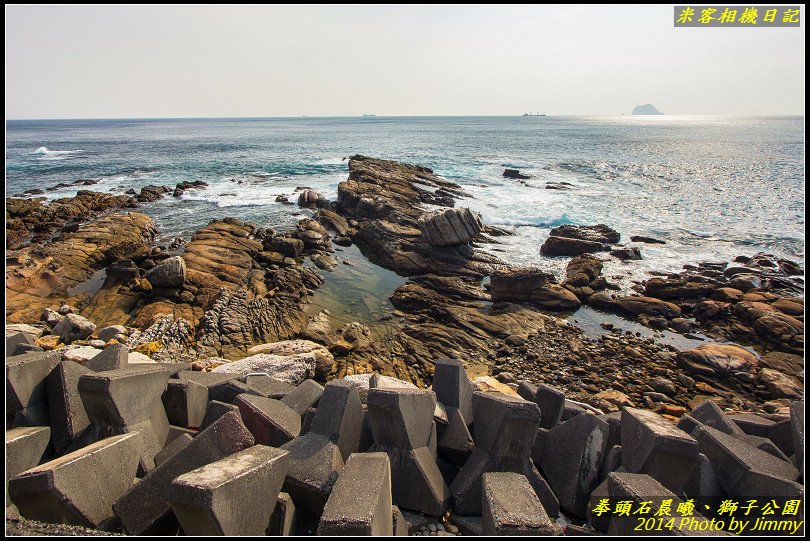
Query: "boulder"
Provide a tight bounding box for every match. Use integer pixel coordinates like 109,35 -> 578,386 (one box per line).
145,256 -> 186,289
549,224 -> 620,244
297,189 -> 328,208
490,268 -> 553,302
418,208 -> 482,247
246,340 -> 335,378
53,314 -> 97,344
503,169 -> 530,180
540,236 -> 606,256
676,344 -> 758,375
211,352 -> 316,384
529,284 -> 582,311
615,296 -> 681,319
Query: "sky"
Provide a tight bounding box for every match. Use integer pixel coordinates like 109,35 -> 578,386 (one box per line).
4,5 -> 806,118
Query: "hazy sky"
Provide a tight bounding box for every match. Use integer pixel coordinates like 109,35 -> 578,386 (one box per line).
5,5 -> 805,118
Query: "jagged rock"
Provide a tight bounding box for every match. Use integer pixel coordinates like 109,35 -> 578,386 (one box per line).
630,235 -> 665,244
418,208 -> 482,247
549,224 -> 620,244
6,191 -> 137,250
564,254 -> 603,287
610,247 -> 641,261
490,268 -> 553,302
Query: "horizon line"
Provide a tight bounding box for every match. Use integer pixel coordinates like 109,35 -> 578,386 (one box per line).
6,113 -> 806,122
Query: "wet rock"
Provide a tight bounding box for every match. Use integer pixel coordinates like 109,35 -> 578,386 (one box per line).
298,189 -> 329,208
502,169 -> 530,180
630,235 -> 665,244
564,254 -> 603,287
549,224 -> 620,244
540,236 -> 607,256
615,296 -> 681,319
610,247 -> 641,261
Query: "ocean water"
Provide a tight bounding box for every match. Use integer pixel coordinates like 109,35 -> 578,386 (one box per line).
6,116 -> 805,295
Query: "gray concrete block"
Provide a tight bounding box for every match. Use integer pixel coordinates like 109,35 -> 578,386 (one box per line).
539,413 -> 608,517
369,445 -> 449,517
112,410 -> 255,534
428,419 -> 437,459
318,452 -> 393,535
199,400 -> 240,431
169,445 -> 289,535
162,380 -> 208,429
235,394 -> 300,446
84,344 -> 128,372
598,411 -> 622,450
530,427 -> 549,467
688,400 -> 745,436
208,378 -> 256,403
561,400 -> 588,422
606,472 -> 719,536
437,406 -> 474,466
449,513 -> 483,536
392,505 -> 408,536
450,448 -> 559,518
367,388 -> 437,449
154,433 -> 193,467
768,419 -> 795,457
281,433 -> 344,514
301,406 -> 317,434
535,384 -> 566,429
7,332 -> 35,357
729,412 -> 775,438
472,391 -> 541,457
13,343 -> 43,356
790,401 -> 804,474
694,424 -> 801,501
176,371 -> 235,388
621,407 -> 698,494
437,457 -> 460,486
432,358 -> 473,424
739,434 -> 792,462
6,426 -> 51,488
585,479 -> 610,533
281,379 -> 324,417
46,361 -> 91,454
309,379 -> 364,460
684,453 -> 724,511
244,374 -> 294,399
9,432 -> 142,527
78,365 -> 170,427
600,445 -> 622,483
482,472 -> 558,535
6,351 -> 60,419
268,492 -> 297,535
166,425 -> 197,443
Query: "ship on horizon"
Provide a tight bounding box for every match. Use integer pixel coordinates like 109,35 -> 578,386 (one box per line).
362,113 -> 377,117
522,112 -> 547,116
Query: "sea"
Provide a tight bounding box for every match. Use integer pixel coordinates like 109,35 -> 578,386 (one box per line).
6,116 -> 805,328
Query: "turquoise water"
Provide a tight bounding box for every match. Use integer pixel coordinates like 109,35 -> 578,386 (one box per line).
6,116 -> 805,291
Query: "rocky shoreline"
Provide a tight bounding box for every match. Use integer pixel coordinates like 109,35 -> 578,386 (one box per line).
4,155 -> 805,535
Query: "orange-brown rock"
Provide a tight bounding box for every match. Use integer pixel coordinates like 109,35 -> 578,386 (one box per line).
6,212 -> 156,323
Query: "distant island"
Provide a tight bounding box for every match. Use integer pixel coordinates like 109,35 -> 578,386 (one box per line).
631,104 -> 663,115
